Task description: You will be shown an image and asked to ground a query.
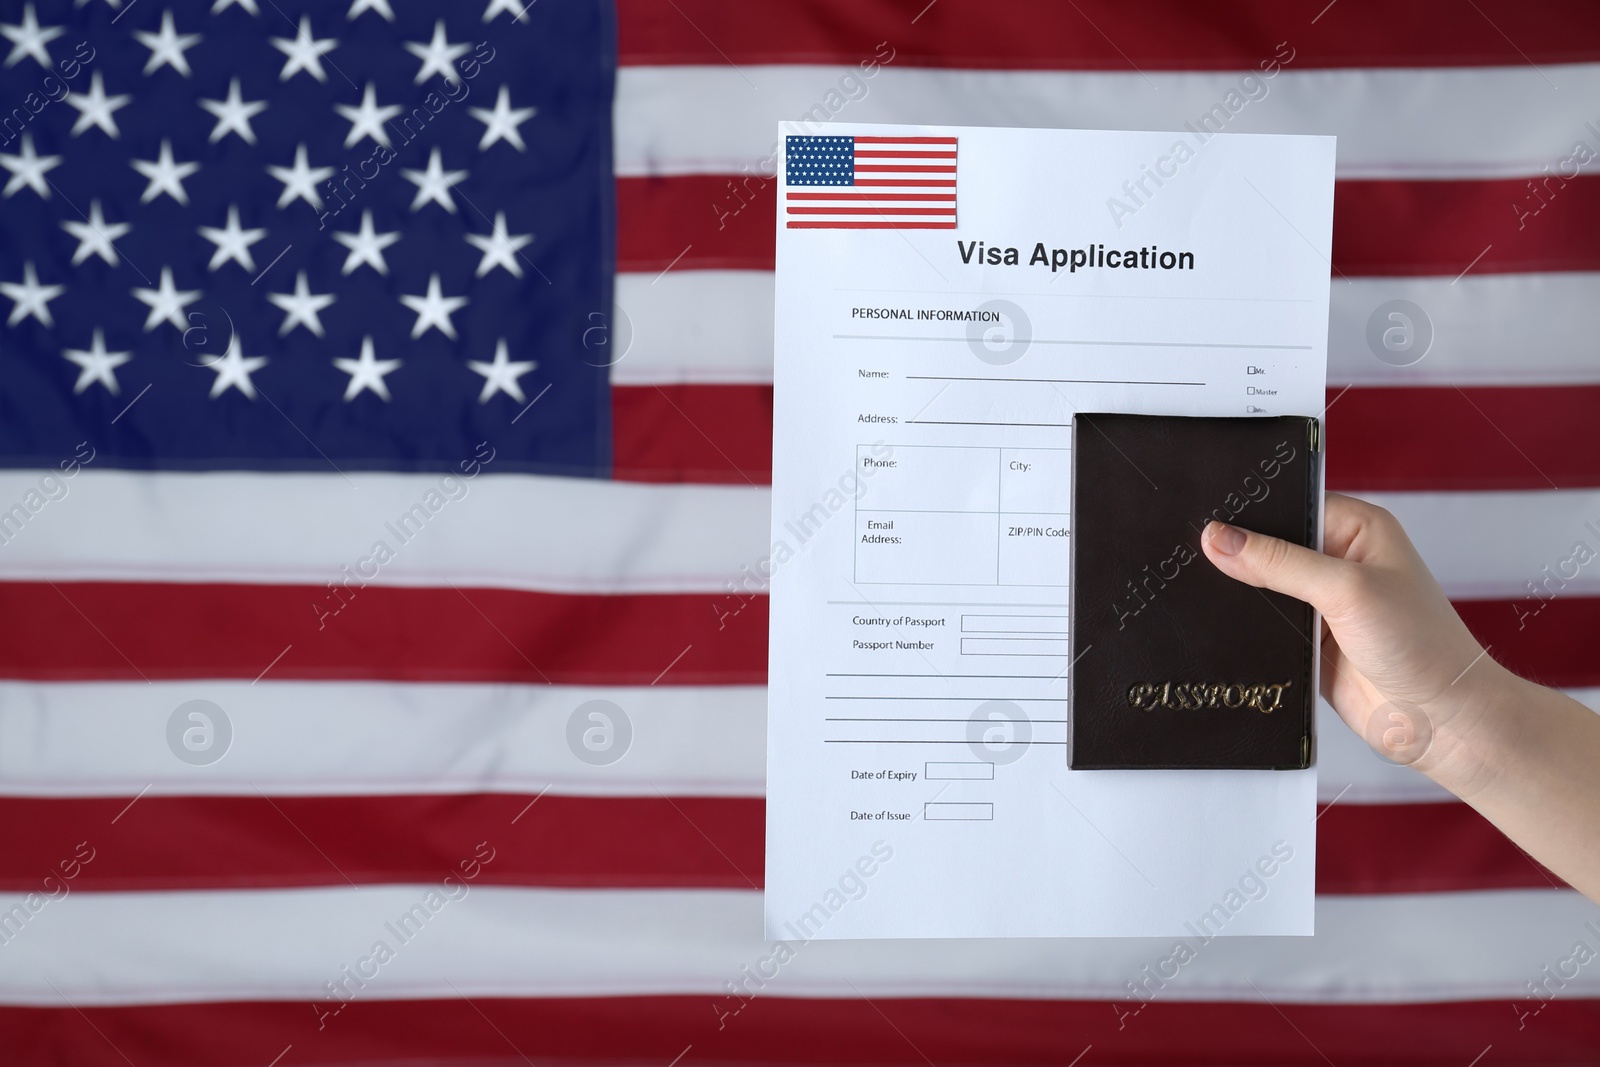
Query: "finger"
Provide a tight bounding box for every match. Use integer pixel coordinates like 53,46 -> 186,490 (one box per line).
1201,518 -> 1355,613
1318,629 -> 1342,706
1321,492 -> 1369,561
1322,492 -> 1424,570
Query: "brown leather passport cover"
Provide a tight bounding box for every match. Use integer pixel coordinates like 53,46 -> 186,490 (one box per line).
1068,413 -> 1319,770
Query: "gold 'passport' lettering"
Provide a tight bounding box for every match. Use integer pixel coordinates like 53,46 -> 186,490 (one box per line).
1125,680 -> 1293,714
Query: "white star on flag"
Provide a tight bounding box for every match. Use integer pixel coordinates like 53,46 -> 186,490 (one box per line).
469,85 -> 536,151
468,339 -> 537,403
336,82 -> 402,148
199,78 -> 268,144
271,15 -> 336,82
1,4 -> 63,70
62,199 -> 130,267
484,0 -> 533,23
0,260 -> 64,327
401,147 -> 467,213
405,20 -> 468,84
132,139 -> 200,205
62,329 -> 133,395
206,338 -> 268,399
134,10 -> 202,77
65,71 -> 132,138
348,0 -> 395,21
0,133 -> 60,199
268,143 -> 334,209
332,210 -> 400,275
400,273 -> 467,339
132,266 -> 202,333
333,336 -> 402,401
268,271 -> 336,337
198,205 -> 268,272
466,212 -> 532,278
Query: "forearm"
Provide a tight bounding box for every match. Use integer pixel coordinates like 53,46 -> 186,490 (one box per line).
1423,665 -> 1600,902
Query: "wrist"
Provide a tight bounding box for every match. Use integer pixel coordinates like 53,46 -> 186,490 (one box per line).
1412,658 -> 1529,799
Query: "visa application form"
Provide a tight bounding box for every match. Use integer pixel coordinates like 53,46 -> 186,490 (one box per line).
765,125 -> 1336,939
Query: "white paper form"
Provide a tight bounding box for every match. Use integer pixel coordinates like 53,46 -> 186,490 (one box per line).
766,124 -> 1334,939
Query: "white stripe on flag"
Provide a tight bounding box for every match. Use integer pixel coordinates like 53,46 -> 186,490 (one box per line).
1,884 -> 1596,1006
618,64 -> 1600,179
1,683 -> 1593,803
613,271 -> 776,385
0,477 -> 1594,602
0,680 -> 767,799
0,469 -> 768,594
612,271 -> 1600,388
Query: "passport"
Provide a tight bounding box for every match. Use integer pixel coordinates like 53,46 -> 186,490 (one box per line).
1068,413 -> 1321,770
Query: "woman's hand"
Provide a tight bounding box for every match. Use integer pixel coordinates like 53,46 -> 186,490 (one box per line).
1200,492 -> 1600,902
1201,492 -> 1504,779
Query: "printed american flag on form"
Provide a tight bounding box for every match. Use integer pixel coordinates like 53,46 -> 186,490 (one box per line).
783,133 -> 957,228
3,1 -> 1600,1065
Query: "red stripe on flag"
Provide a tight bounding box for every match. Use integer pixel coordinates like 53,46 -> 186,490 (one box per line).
7,995 -> 1599,1067
0,793 -> 1559,895
0,794 -> 764,892
1457,597 -> 1600,691
0,582 -> 767,686
0,576 -> 1586,688
619,174 -> 1600,274
617,0 -> 1600,69
613,384 -> 1600,492
1316,801 -> 1563,894
784,206 -> 956,215
612,383 -> 772,484
1335,176 -> 1600,276
852,164 -> 956,172
1328,385 -> 1600,490
854,136 -> 959,144
619,175 -> 772,273
853,151 -> 958,159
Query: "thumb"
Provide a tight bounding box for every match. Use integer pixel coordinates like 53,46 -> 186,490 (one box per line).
1201,519 -> 1348,612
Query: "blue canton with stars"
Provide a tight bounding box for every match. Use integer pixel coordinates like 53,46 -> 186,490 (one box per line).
0,0 -> 615,475
785,135 -> 854,185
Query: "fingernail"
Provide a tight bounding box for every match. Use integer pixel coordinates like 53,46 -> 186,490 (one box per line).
1207,521 -> 1246,556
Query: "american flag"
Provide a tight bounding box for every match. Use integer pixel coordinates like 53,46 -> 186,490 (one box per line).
783,133 -> 957,228
2,1 -> 1599,1065
0,1 -> 605,473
